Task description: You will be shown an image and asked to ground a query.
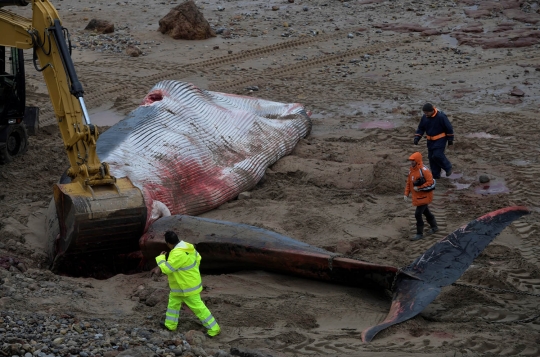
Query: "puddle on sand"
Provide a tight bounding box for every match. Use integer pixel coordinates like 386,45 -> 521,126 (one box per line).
441,34 -> 458,47
89,108 -> 125,127
446,172 -> 468,190
511,160 -> 530,166
454,182 -> 471,190
353,120 -> 396,129
447,172 -> 463,179
475,182 -> 510,195
465,132 -> 500,139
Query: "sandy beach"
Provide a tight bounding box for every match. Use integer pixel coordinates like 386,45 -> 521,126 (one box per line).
1,0 -> 540,356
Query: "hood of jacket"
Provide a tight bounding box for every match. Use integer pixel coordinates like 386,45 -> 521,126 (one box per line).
408,152 -> 424,169
173,240 -> 196,253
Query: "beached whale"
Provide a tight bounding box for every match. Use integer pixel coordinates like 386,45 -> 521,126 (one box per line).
97,80 -> 312,231
139,206 -> 529,342
46,80 -> 311,264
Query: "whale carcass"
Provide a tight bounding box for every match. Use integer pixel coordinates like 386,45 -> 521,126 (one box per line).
140,206 -> 529,342
47,80 -> 312,264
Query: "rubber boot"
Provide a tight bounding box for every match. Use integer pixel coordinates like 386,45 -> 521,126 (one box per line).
411,225 -> 424,241
427,218 -> 438,235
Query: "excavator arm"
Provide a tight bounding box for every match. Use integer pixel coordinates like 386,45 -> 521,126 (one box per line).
1,0 -> 106,182
0,0 -> 147,269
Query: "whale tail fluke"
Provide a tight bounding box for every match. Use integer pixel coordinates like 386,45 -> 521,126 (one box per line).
361,206 -> 530,342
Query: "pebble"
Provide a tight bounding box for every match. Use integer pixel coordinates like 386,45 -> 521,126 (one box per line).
0,265 -> 220,357
0,307 -> 207,356
73,26 -> 144,55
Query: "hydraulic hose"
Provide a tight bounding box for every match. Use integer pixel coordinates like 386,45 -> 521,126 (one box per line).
49,19 -> 91,124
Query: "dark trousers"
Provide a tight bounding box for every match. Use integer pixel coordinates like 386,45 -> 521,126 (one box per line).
415,205 -> 436,234
428,146 -> 452,179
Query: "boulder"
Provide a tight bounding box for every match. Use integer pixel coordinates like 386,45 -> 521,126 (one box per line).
158,0 -> 216,40
126,45 -> 142,57
510,87 -> 525,97
84,19 -> 114,34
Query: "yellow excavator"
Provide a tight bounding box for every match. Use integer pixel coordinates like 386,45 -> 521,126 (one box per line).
0,0 -> 147,269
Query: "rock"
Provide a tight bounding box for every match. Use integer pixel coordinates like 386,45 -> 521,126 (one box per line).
15,262 -> 27,273
117,346 -> 155,356
0,224 -> 23,242
145,289 -> 168,307
126,45 -> 142,57
503,9 -> 540,24
84,19 -> 114,34
238,192 -> 251,200
158,0 -> 216,40
0,296 -> 11,307
479,175 -> 490,184
214,350 -> 231,357
191,346 -> 208,357
185,330 -> 206,346
499,97 -> 522,104
335,240 -> 352,254
510,87 -> 524,97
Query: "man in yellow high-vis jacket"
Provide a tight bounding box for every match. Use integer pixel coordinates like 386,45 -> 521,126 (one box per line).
155,231 -> 221,337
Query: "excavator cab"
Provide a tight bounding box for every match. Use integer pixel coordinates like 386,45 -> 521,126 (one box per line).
0,45 -> 38,163
0,46 -> 25,119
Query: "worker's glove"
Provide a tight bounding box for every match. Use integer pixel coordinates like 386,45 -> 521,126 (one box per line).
448,140 -> 454,146
403,195 -> 409,202
413,137 -> 420,145
413,186 -> 419,192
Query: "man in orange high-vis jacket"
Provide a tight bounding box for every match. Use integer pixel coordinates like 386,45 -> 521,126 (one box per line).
155,231 -> 221,337
413,103 -> 454,179
404,152 -> 438,241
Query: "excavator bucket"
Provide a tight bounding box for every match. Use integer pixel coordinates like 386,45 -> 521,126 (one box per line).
51,177 -> 147,270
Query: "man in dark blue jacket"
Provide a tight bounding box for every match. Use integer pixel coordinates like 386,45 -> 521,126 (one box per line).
414,103 -> 454,179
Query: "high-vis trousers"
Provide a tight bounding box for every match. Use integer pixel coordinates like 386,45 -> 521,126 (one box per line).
165,293 -> 221,336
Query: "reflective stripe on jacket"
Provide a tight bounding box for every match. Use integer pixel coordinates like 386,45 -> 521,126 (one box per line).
156,241 -> 203,297
405,152 -> 435,206
426,133 -> 446,141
